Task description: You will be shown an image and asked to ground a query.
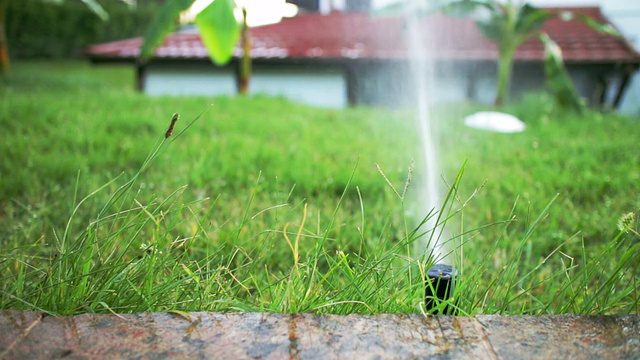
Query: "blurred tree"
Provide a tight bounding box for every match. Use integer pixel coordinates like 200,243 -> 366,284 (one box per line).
0,0 -> 130,76
0,0 -> 9,75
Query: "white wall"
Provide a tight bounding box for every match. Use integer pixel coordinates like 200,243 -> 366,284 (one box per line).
251,69 -> 347,108
145,65 -> 236,96
602,1 -> 640,115
145,64 -> 348,108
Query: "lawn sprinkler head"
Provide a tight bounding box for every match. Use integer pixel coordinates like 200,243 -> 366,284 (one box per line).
424,263 -> 458,315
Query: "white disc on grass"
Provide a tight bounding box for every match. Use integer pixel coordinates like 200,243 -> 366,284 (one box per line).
464,111 -> 526,133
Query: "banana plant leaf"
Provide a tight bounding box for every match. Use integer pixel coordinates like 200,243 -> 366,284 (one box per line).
539,33 -> 585,113
195,0 -> 241,65
475,14 -> 506,43
440,0 -> 496,17
574,13 -> 620,37
80,0 -> 109,21
474,3 -> 551,46
47,0 -> 110,20
514,4 -> 553,35
140,0 -> 197,60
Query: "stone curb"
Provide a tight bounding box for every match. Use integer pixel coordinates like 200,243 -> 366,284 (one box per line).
1,311 -> 638,359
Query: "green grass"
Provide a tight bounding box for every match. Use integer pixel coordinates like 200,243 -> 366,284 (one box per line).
1,61 -> 639,316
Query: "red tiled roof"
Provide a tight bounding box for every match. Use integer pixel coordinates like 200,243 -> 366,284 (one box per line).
86,7 -> 640,63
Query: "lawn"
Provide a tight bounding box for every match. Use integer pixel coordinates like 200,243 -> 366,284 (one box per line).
1,61 -> 639,316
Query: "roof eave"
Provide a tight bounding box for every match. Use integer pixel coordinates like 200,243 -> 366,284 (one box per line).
88,56 -> 138,64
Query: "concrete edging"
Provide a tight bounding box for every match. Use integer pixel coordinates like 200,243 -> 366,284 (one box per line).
1,311 -> 639,359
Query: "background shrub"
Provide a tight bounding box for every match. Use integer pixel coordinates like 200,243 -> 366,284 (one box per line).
6,0 -> 162,59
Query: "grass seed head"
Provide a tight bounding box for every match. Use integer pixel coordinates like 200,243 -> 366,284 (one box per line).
617,212 -> 636,233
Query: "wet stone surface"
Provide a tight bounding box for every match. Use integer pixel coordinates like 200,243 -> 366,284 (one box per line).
0,311 -> 638,359
477,314 -> 640,360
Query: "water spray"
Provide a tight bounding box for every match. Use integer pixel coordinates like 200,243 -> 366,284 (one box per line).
405,0 -> 458,311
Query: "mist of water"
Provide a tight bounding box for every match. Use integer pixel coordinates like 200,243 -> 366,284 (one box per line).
405,3 -> 447,262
